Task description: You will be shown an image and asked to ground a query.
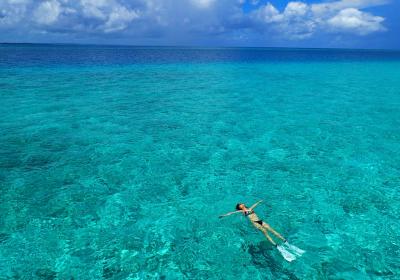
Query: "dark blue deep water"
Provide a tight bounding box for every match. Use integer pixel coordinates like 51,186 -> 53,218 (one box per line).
1,44 -> 400,279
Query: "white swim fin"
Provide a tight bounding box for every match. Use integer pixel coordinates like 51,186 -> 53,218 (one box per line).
276,245 -> 296,262
284,241 -> 305,256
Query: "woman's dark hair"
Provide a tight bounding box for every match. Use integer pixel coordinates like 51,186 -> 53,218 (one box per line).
236,203 -> 244,210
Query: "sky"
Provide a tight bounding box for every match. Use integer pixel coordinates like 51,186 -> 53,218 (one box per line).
0,0 -> 399,49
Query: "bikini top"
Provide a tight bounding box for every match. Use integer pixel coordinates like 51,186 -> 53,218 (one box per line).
244,209 -> 254,216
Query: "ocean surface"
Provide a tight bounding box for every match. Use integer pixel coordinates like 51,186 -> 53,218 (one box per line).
1,44 -> 400,279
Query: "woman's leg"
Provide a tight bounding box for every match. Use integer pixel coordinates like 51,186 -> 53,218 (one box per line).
261,229 -> 277,246
263,223 -> 286,242
254,223 -> 277,246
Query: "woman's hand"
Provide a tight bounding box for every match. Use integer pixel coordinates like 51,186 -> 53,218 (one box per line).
249,200 -> 263,210
219,210 -> 242,218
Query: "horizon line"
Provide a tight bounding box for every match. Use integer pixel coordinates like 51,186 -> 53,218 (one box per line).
1,42 -> 400,52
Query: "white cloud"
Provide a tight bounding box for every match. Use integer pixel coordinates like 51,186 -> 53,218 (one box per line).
284,2 -> 309,17
253,1 -> 316,39
0,0 -> 30,26
103,5 -> 139,33
312,0 -> 389,16
253,0 -> 387,40
76,0 -> 140,33
34,0 -> 61,25
327,8 -> 385,35
256,3 -> 282,23
191,0 -> 215,9
80,0 -> 108,20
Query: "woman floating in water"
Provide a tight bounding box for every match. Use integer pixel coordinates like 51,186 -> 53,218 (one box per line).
219,200 -> 304,262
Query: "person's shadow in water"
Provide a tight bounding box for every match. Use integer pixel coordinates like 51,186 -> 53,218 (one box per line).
247,241 -> 300,280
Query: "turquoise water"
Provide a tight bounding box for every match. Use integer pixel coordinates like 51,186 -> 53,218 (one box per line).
1,45 -> 400,279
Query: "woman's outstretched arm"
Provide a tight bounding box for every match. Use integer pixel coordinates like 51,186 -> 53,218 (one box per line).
219,210 -> 242,218
249,200 -> 263,210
